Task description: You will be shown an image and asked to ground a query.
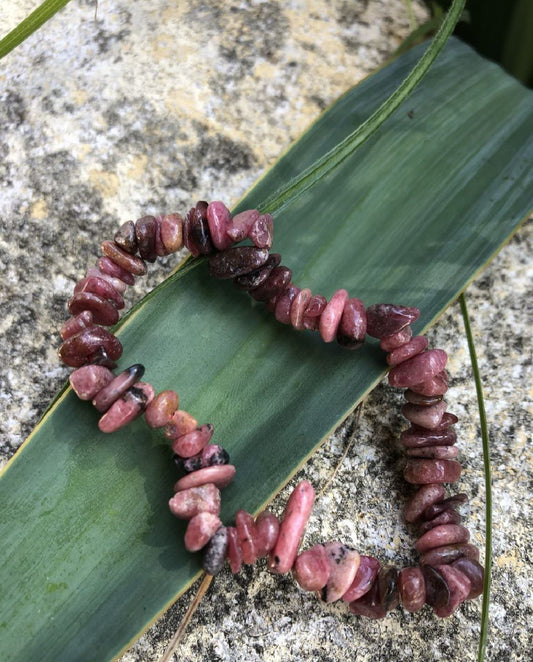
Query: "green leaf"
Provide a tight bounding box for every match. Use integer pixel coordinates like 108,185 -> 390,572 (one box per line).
0,0 -> 72,60
0,38 -> 532,662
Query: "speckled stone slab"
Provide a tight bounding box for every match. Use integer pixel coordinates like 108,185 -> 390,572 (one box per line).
0,2 -> 531,661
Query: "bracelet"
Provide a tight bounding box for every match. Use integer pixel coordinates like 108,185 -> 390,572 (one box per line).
58,200 -> 484,620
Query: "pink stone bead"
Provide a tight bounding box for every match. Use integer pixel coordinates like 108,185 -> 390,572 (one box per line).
69,365 -> 114,400
173,464 -> 236,492
248,213 -> 273,249
398,567 -> 426,612
86,266 -> 128,294
68,292 -> 120,326
98,382 -> 154,433
400,426 -> 457,448
207,201 -> 233,251
386,336 -> 428,366
227,209 -> 259,243
419,508 -> 462,533
293,544 -> 331,592
172,424 -> 214,458
319,289 -> 349,343
269,480 -> 315,574
366,304 -> 420,339
410,370 -> 449,396
404,390 -> 443,406
404,484 -> 446,523
433,565 -> 471,617
184,512 -> 222,552
404,459 -> 462,485
60,311 -> 95,340
322,542 -> 360,603
160,213 -> 184,253
420,543 -> 480,566
249,265 -> 292,301
58,326 -> 123,368
402,401 -> 447,429
416,524 -> 470,553
452,558 -> 484,599
431,412 -> 459,429
388,349 -> 448,389
180,445 -> 229,473
302,294 -> 327,331
226,526 -> 243,574
101,240 -> 147,276
337,297 -> 366,349
154,217 -> 168,258
379,326 -> 413,351
98,256 -> 135,285
342,555 -> 380,602
92,364 -> 145,412
349,579 -> 386,619
168,483 -> 221,519
275,285 -> 299,324
407,445 -> 459,460
145,390 -> 179,428
235,510 -> 258,564
290,288 -> 312,331
164,410 -> 198,439
255,511 -> 280,557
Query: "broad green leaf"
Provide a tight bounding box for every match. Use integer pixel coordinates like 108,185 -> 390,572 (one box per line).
1,38 -> 532,662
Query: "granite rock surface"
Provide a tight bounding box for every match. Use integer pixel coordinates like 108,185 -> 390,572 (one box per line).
0,2 -> 531,661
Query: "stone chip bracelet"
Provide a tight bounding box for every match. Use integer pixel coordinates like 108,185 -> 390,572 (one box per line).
59,200 -> 484,619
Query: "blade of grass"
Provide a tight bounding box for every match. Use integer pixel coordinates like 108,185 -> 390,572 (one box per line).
459,293 -> 492,662
0,0 -> 72,60
259,0 -> 466,217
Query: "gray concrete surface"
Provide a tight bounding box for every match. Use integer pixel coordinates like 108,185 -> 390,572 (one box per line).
0,2 -> 531,661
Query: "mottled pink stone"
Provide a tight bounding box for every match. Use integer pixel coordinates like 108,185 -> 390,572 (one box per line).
302,295 -> 327,331
269,480 -> 315,574
58,326 -> 123,368
92,364 -> 144,412
164,410 -> 198,439
398,567 -> 425,612
168,483 -> 221,519
404,459 -> 462,485
226,526 -> 243,574
322,542 -> 360,603
100,240 -> 147,276
275,286 -> 300,325
431,412 -> 459,429
181,445 -> 229,473
386,336 -> 428,366
184,512 -> 222,552
160,213 -> 184,253
416,524 -> 470,553
337,297 -> 366,349
68,291 -> 120,326
424,493 -> 468,519
380,326 -> 412,351
172,424 -> 214,458
349,578 -> 386,619
153,216 -> 166,257
173,464 -> 236,492
248,213 -> 274,249
293,544 -> 331,591
98,382 -> 154,433
69,365 -> 114,400
145,390 -> 179,428
407,445 -> 459,460
419,508 -> 462,533
402,400 -> 447,429
319,289 -> 349,343
249,266 -> 292,301
60,311 -> 95,340
420,543 -> 480,566
433,565 -> 471,617
255,511 -> 280,557
410,369 -> 449,396
207,201 -> 233,251
235,510 -> 258,564
404,390 -> 443,406
403,484 -> 446,523
400,426 -> 457,448
366,304 -> 420,339
86,266 -> 128,294
98,256 -> 135,285
342,555 -> 380,602
227,209 -> 259,243
290,288 -> 312,330
452,558 -> 484,599
388,349 -> 448,389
